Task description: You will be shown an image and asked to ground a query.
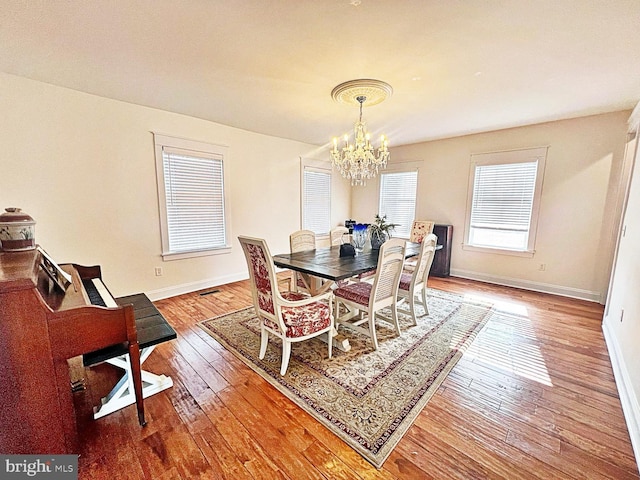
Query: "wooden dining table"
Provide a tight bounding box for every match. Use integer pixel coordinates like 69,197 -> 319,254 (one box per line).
273,242 -> 422,292
273,242 -> 423,352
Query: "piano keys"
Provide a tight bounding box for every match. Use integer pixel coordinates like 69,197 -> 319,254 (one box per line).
0,246 -> 176,454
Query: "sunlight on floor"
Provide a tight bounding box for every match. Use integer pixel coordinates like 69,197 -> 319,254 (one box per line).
459,293 -> 554,387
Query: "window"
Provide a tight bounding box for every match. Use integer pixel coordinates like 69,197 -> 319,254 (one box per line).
302,161 -> 331,236
464,147 -> 547,256
379,170 -> 418,239
154,133 -> 231,260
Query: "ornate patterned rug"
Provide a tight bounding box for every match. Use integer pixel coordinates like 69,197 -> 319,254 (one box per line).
198,288 -> 493,468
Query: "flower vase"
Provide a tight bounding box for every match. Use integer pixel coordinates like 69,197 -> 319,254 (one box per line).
351,224 -> 368,252
370,231 -> 387,250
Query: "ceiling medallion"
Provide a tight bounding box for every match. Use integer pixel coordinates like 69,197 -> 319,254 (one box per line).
330,79 -> 393,186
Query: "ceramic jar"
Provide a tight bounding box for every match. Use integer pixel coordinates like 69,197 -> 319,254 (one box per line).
0,208 -> 36,252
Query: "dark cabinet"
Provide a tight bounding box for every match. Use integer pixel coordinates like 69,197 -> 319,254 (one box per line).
431,224 -> 452,277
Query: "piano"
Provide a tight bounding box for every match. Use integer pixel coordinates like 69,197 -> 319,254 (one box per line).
0,246 -> 176,454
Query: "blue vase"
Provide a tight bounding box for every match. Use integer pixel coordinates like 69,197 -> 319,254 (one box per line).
351,223 -> 368,252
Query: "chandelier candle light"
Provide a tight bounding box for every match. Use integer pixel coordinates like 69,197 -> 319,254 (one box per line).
330,79 -> 392,186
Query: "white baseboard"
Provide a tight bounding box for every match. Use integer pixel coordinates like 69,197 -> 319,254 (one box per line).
602,318 -> 640,466
146,272 -> 248,301
450,268 -> 602,302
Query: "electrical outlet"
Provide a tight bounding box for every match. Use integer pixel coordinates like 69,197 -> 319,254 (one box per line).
538,263 -> 546,271
154,267 -> 163,276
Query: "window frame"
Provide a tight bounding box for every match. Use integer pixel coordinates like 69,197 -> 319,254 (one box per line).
153,133 -> 232,261
301,158 -> 332,237
463,146 -> 548,257
377,165 -> 419,239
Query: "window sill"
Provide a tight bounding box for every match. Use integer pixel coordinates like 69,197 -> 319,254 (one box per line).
462,244 -> 535,258
162,246 -> 231,261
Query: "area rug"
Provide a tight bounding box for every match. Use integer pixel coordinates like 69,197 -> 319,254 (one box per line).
198,288 -> 493,468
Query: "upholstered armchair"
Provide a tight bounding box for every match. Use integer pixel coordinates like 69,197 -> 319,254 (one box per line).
239,236 -> 334,375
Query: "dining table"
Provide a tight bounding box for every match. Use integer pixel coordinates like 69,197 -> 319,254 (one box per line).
273,242 -> 422,291
272,241 -> 424,352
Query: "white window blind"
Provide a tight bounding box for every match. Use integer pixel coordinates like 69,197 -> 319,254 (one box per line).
154,133 -> 230,260
303,167 -> 331,235
465,147 -> 547,254
379,171 -> 418,238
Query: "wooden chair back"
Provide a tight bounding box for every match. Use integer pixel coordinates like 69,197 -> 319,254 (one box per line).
290,229 -> 316,253
412,234 -> 438,284
370,238 -> 406,311
330,226 -> 349,246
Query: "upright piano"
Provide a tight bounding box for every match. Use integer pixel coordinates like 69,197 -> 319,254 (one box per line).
0,246 -> 172,454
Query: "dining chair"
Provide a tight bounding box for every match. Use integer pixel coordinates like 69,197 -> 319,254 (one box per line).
330,226 -> 350,246
239,236 -> 334,375
409,220 -> 435,243
397,233 -> 437,325
405,220 -> 436,272
289,229 -> 316,293
333,238 -> 406,350
290,229 -> 316,252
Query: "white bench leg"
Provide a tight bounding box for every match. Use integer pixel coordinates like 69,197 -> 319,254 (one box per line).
93,345 -> 174,420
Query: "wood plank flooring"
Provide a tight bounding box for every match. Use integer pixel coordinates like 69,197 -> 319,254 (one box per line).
72,276 -> 639,479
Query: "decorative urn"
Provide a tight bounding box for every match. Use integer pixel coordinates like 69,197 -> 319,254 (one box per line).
0,208 -> 36,252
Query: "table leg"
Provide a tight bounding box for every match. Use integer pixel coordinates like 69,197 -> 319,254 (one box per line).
302,274 -> 334,296
318,327 -> 351,352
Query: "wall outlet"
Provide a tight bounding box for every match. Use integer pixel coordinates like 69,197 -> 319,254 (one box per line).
538,263 -> 546,271
154,267 -> 163,276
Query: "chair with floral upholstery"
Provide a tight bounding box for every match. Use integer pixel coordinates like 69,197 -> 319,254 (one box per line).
409,220 -> 435,243
239,236 -> 334,375
333,238 -> 406,350
405,220 -> 435,272
397,233 -> 437,325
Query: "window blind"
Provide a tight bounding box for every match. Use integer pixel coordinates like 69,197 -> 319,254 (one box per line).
379,171 -> 418,238
469,161 -> 537,249
303,168 -> 331,235
162,147 -> 226,253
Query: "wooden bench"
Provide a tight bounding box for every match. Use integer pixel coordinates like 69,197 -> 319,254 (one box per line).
83,293 -> 177,420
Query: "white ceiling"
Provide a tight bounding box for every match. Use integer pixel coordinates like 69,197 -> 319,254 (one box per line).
1,1 -> 639,147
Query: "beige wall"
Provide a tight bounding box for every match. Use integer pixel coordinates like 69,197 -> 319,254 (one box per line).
0,70 -> 630,305
0,72 -> 350,299
352,111 -> 630,302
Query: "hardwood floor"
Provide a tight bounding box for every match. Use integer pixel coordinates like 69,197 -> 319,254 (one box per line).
73,276 -> 639,479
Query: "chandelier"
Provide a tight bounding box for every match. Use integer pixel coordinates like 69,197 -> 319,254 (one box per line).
330,79 -> 392,186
